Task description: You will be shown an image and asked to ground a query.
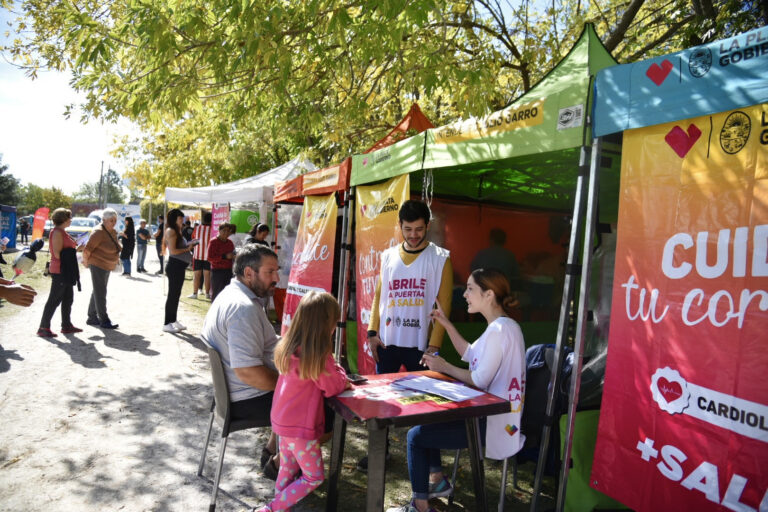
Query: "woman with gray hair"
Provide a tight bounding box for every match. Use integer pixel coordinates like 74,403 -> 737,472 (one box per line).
83,207 -> 121,329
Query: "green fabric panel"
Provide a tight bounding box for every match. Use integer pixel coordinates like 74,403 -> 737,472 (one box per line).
560,410 -> 628,511
350,132 -> 426,186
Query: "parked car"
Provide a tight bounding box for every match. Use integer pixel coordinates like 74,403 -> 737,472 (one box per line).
65,217 -> 97,238
43,220 -> 54,239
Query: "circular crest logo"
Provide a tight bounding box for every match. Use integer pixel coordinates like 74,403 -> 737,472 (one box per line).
688,47 -> 712,78
247,214 -> 259,226
719,111 -> 751,154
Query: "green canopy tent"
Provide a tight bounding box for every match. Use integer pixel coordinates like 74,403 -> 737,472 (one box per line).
350,23 -> 619,510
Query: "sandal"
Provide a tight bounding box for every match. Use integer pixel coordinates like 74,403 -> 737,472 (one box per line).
262,457 -> 279,481
37,327 -> 57,338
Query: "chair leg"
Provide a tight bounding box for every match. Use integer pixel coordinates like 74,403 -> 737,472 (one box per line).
448,448 -> 461,504
197,408 -> 215,477
498,456 -> 509,512
511,455 -> 518,490
209,434 -> 229,512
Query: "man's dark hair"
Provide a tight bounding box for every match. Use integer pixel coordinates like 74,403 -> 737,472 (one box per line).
234,244 -> 278,277
158,215 -> 164,220
399,200 -> 431,224
202,212 -> 212,225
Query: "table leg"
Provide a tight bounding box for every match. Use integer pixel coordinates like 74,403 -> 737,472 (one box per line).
326,413 -> 347,512
366,422 -> 388,512
465,417 -> 488,511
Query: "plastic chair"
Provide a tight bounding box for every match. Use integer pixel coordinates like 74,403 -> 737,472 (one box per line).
197,345 -> 272,512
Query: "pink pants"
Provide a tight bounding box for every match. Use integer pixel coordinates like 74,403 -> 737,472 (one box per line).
267,436 -> 324,511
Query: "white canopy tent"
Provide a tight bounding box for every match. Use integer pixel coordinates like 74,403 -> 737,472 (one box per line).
164,156 -> 316,206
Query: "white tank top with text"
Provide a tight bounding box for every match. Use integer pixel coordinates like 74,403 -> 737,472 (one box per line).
378,242 -> 449,351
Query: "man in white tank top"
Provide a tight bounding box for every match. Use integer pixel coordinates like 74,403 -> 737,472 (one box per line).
366,200 -> 453,372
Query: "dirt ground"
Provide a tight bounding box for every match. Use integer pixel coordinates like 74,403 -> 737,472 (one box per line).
0,246 -> 552,512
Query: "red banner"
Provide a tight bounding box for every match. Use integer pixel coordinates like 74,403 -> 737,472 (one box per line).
211,203 -> 230,239
591,105 -> 768,511
354,175 -> 410,374
31,207 -> 49,241
281,194 -> 338,334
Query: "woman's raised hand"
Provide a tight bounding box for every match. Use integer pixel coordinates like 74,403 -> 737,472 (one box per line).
429,300 -> 451,328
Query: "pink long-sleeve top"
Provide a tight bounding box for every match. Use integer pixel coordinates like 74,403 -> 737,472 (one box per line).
270,352 -> 348,440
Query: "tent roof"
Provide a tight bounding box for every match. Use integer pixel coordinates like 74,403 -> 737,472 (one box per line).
273,103 -> 434,203
164,157 -> 316,205
350,24 -> 620,219
593,25 -> 768,137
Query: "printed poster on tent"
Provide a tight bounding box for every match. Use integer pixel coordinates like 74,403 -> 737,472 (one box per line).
354,175 -> 409,374
211,203 -> 230,239
591,104 -> 768,511
281,194 -> 338,334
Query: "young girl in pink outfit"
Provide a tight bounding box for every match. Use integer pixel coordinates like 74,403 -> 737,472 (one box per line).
255,291 -> 349,512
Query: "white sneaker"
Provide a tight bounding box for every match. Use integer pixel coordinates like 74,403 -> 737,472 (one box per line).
163,323 -> 180,333
173,321 -> 187,331
205,293 -> 212,300
187,293 -> 198,299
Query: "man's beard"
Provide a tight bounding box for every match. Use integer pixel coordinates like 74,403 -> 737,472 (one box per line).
252,279 -> 276,298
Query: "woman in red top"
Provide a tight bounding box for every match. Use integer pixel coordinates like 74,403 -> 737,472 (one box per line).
38,208 -> 81,337
207,222 -> 236,302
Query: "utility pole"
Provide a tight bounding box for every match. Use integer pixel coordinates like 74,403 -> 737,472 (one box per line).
98,161 -> 104,208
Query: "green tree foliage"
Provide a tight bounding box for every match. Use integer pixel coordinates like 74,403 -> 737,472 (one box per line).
0,156 -> 23,207
2,0 -> 765,195
72,168 -> 126,204
19,184 -> 72,214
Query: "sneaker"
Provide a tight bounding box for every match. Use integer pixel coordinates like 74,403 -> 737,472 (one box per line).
427,476 -> 453,498
100,321 -> 119,329
205,293 -> 212,300
86,318 -> 100,326
61,325 -> 83,334
173,321 -> 187,331
385,501 -> 437,512
37,327 -> 57,338
162,323 -> 180,333
187,293 -> 198,299
357,452 -> 392,472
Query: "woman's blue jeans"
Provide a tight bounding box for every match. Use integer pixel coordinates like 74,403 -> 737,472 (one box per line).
121,258 -> 131,274
406,418 -> 487,500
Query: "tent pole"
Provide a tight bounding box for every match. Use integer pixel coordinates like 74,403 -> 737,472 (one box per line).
530,144 -> 590,511
555,137 -> 602,511
334,189 -> 353,363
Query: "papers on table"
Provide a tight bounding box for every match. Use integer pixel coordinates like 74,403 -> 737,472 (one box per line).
391,375 -> 484,402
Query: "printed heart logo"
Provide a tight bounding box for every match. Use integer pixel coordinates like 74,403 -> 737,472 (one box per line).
657,377 -> 683,404
665,124 -> 701,158
363,157 -> 369,166
646,59 -> 674,86
650,367 -> 690,415
361,205 -> 367,215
